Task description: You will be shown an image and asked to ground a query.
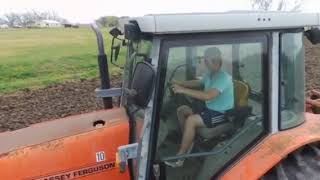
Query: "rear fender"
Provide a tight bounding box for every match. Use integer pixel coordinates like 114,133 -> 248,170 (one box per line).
220,113 -> 320,180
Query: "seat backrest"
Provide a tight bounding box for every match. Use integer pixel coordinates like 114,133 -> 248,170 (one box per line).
233,80 -> 250,108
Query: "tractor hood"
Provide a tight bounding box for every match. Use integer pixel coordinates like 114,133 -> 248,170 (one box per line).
0,108 -> 129,155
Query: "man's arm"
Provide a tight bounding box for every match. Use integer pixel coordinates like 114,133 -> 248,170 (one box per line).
173,80 -> 202,89
172,84 -> 219,101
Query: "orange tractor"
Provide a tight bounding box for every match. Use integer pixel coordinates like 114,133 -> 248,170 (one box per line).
1,12 -> 320,180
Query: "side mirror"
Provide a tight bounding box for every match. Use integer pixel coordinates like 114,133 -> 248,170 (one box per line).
109,27 -> 122,38
131,62 -> 155,107
109,27 -> 123,64
110,38 -> 121,63
305,27 -> 320,45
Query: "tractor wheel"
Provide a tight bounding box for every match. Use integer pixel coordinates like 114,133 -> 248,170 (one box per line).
262,142 -> 320,180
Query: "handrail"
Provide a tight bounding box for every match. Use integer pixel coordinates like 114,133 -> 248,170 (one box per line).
162,119 -> 260,161
91,23 -> 106,56
91,23 -> 113,109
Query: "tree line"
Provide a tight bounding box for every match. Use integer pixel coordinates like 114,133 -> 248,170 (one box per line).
0,13 -> 123,28
251,0 -> 303,11
0,11 -> 67,28
95,16 -> 121,28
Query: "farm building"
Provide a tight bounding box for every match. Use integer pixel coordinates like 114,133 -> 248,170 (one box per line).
33,20 -> 62,28
0,24 -> 9,29
63,23 -> 80,28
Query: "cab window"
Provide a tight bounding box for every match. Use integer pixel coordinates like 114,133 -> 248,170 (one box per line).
155,33 -> 268,179
122,39 -> 152,143
280,32 -> 305,129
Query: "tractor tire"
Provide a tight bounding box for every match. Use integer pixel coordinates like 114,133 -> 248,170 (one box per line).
262,143 -> 320,180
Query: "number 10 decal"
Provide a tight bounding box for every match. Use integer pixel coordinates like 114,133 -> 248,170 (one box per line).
96,151 -> 106,162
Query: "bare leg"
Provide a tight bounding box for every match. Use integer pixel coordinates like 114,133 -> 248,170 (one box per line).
177,114 -> 205,155
177,105 -> 193,133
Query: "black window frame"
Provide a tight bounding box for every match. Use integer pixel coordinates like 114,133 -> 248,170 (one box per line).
146,31 -> 271,179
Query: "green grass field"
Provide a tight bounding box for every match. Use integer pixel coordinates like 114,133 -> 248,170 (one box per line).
0,28 -> 125,94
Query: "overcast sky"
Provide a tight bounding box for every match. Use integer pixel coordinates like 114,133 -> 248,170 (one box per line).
0,0 -> 319,23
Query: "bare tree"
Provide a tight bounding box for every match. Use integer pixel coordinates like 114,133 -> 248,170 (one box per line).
291,0 -> 303,11
1,11 -> 68,27
96,16 -> 119,27
0,17 -> 7,25
251,0 -> 303,11
39,11 -> 67,23
252,0 -> 273,11
277,0 -> 286,11
4,13 -> 20,27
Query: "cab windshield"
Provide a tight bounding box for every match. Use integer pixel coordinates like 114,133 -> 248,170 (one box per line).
155,33 -> 269,179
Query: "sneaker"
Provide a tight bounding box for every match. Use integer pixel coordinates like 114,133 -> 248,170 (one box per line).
165,143 -> 193,168
164,159 -> 184,168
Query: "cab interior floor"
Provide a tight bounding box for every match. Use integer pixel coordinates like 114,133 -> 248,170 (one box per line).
262,142 -> 320,180
165,157 -> 204,180
157,131 -> 233,180
157,139 -> 203,180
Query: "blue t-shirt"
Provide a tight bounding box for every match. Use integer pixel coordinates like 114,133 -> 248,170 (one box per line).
201,71 -> 234,113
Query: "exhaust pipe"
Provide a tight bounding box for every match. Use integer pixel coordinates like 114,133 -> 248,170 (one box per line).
91,23 -> 113,109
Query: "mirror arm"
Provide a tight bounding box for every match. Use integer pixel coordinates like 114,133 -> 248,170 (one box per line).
110,37 -> 124,69
110,37 -> 115,63
115,37 -> 124,41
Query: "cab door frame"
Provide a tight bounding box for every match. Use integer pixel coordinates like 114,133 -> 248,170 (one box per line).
144,31 -> 273,179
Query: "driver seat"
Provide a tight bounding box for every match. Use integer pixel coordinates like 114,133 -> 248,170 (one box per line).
197,80 -> 250,139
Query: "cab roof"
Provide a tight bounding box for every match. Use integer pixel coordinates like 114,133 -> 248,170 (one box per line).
129,12 -> 320,34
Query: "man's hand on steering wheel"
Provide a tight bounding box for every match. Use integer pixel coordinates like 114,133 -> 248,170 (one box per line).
171,79 -> 181,85
168,79 -> 182,96
171,84 -> 185,94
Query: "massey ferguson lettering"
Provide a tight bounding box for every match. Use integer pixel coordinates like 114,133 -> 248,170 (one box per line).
33,162 -> 116,180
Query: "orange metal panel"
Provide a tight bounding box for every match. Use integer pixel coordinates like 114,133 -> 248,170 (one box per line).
0,109 -> 131,180
221,113 -> 320,180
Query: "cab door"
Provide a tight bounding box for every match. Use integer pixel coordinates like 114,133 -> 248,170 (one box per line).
148,32 -> 270,180
120,37 -> 158,179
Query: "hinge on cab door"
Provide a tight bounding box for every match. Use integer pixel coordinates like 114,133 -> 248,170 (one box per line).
117,143 -> 138,173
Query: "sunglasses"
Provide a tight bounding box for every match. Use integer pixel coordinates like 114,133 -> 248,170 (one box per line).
204,58 -> 217,63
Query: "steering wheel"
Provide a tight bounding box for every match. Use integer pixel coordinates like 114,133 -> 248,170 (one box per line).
160,64 -> 190,118
166,64 -> 197,103
165,64 -> 187,97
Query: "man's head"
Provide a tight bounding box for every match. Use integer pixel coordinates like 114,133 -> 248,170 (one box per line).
204,47 -> 222,73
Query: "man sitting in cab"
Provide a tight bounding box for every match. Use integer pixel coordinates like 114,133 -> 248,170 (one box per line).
165,47 -> 234,167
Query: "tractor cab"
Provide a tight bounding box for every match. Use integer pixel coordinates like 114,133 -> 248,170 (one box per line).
102,12 -> 320,180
